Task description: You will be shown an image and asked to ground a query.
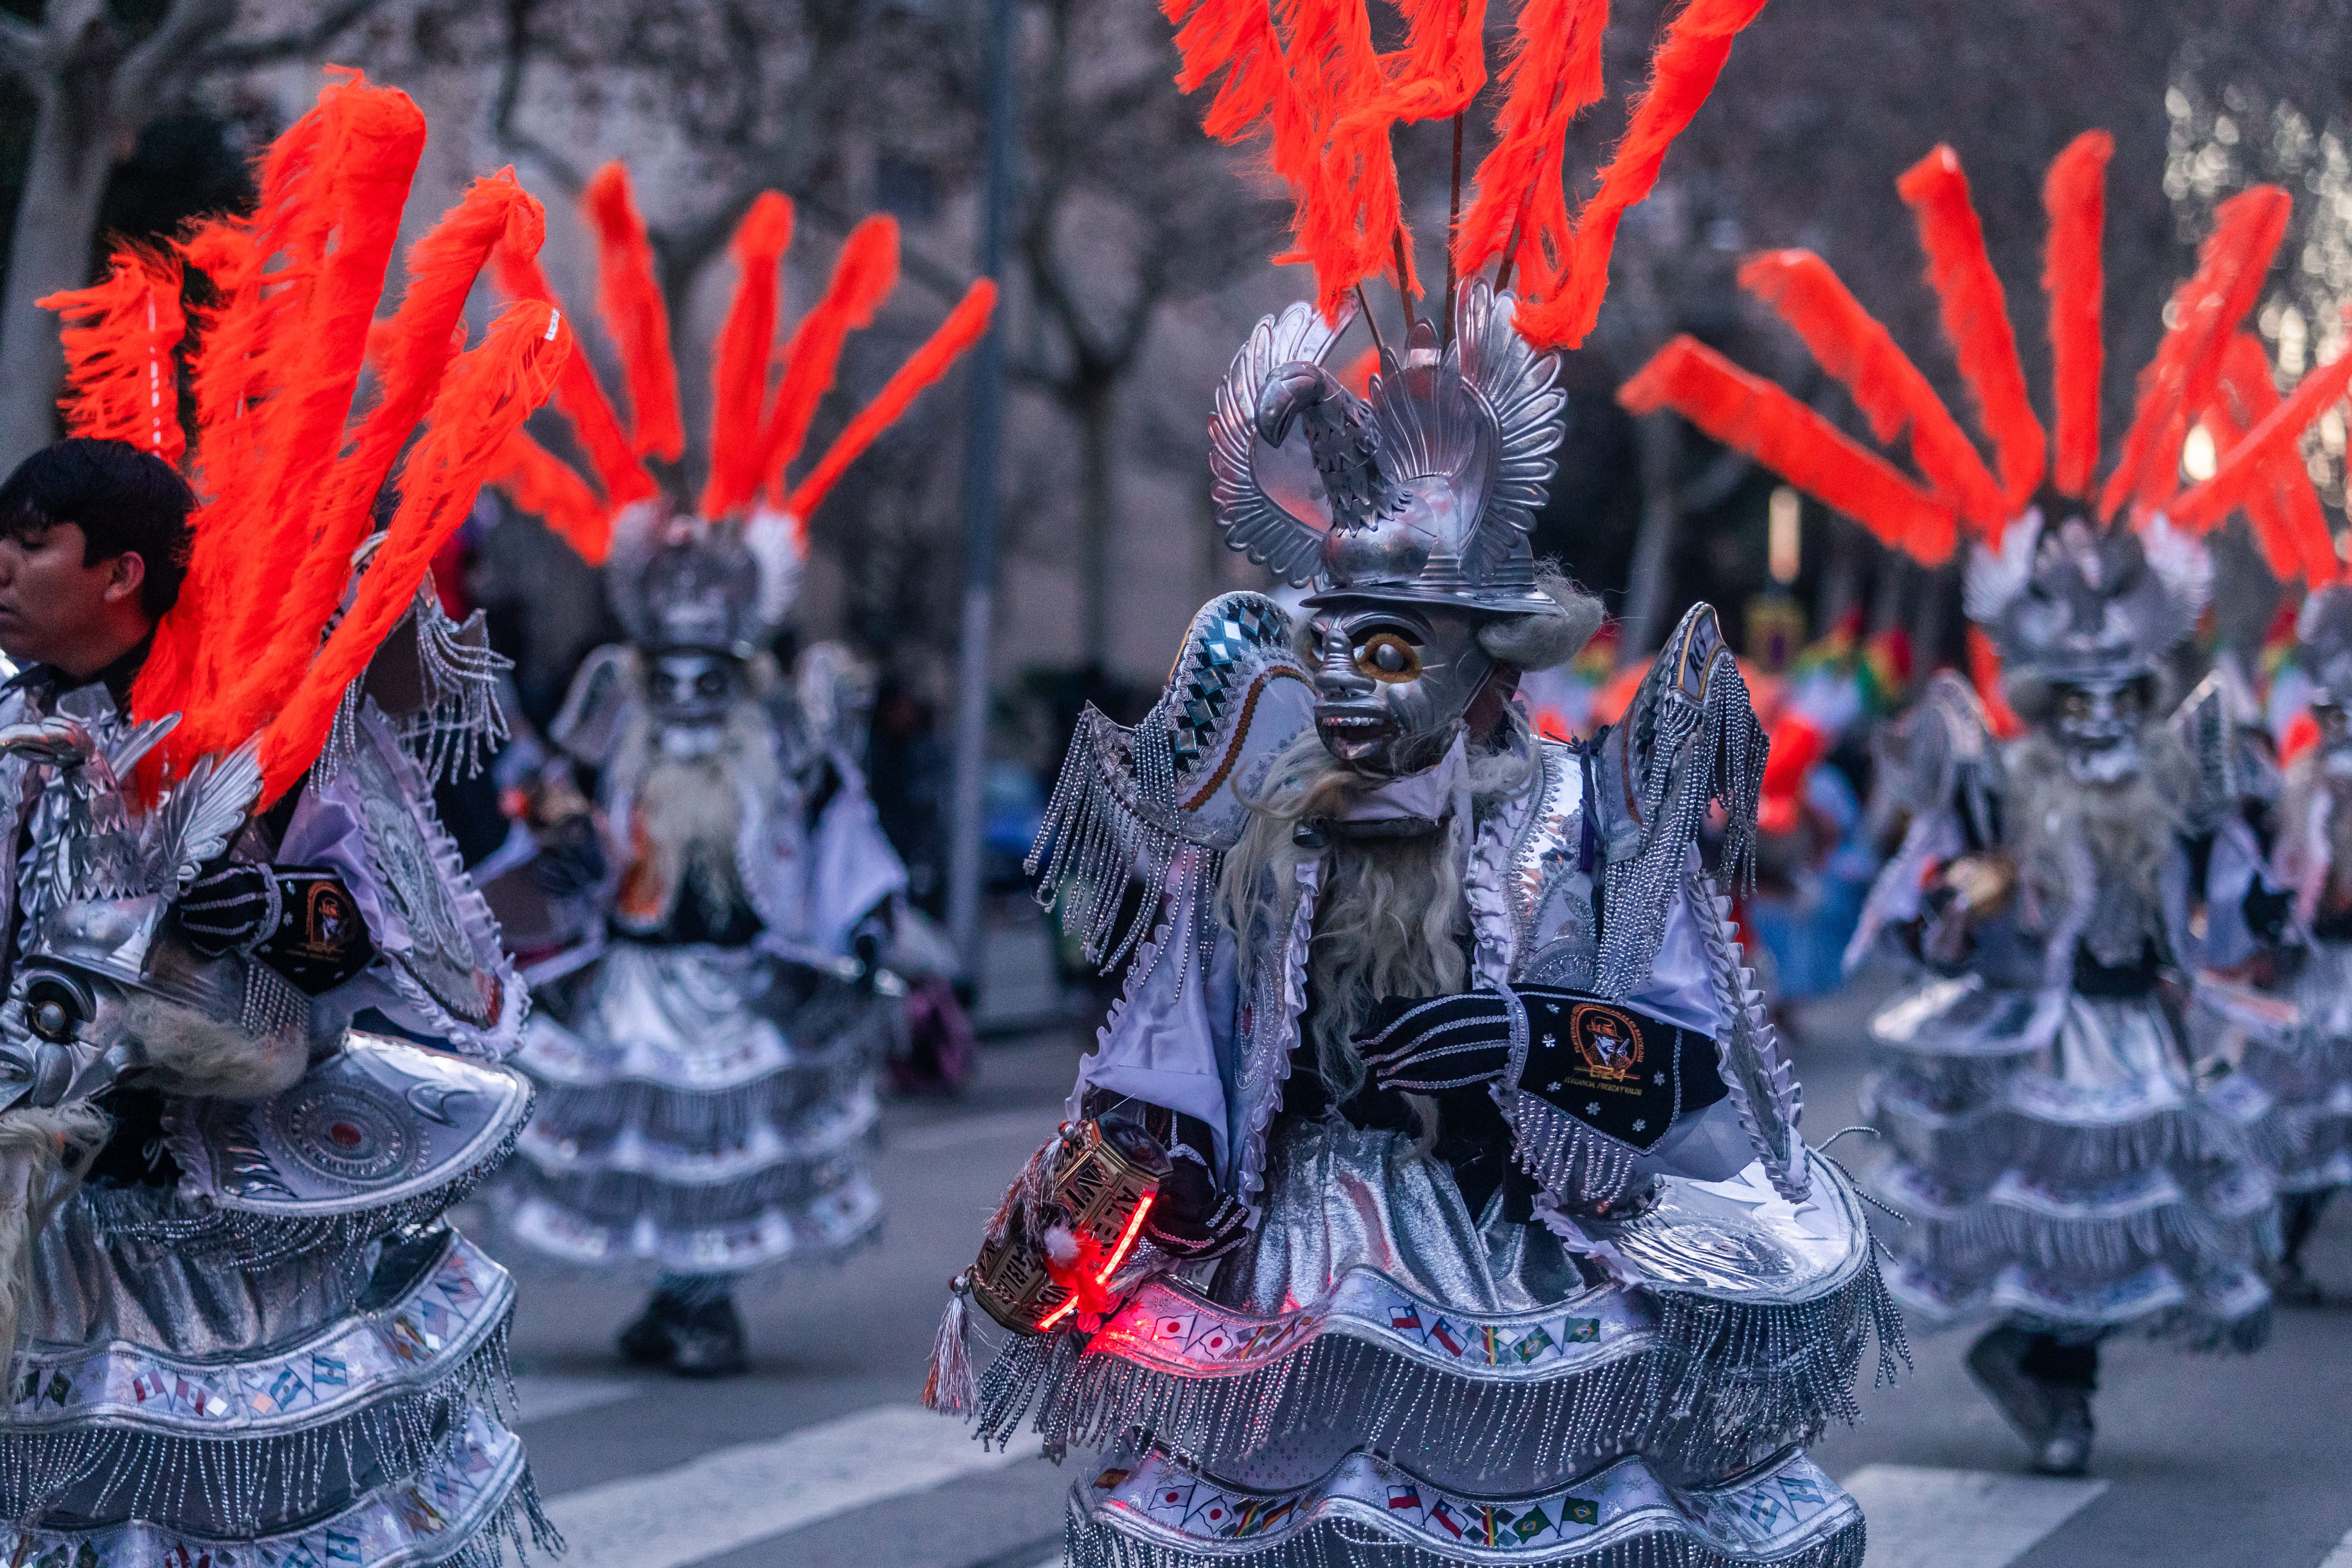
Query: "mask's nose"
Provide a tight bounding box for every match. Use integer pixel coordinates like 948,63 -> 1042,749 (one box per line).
1314,623 -> 1372,699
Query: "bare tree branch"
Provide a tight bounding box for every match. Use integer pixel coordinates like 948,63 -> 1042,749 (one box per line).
193,0 -> 389,73
0,15 -> 47,87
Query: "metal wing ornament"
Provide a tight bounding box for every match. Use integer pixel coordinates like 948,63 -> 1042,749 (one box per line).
140,735 -> 265,899
1439,282 -> 1568,583
1209,299 -> 1354,586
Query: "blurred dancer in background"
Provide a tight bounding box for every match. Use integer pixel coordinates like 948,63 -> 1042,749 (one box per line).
0,73 -> 565,1566
476,163 -> 993,1374
1625,130 -> 2351,1473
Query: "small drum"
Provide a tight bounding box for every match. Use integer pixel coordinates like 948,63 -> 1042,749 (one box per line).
970,1118 -> 1170,1334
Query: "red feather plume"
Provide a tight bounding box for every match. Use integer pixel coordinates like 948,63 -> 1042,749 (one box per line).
2187,333 -> 2334,586
1451,0 -> 1608,290
700,192 -> 795,521
582,162 -> 684,463
1895,145 -> 2047,510
492,243 -> 657,512
782,281 -> 998,540
757,216 -> 900,505
2173,313 -> 2352,580
1737,249 -> 2005,534
259,302 -> 574,800
40,252 -> 188,465
1619,336 -> 1957,564
1519,0 -> 1772,352
218,172 -> 546,753
1163,0 -> 1288,144
490,429 -> 612,564
2042,130 -> 2110,498
125,73 -> 567,796
141,76 -> 428,761
2099,184 -> 2288,522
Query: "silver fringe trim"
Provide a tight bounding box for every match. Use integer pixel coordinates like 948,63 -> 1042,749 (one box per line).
1028,710 -> 1220,979
971,1252 -> 1906,1478
1596,627 -> 1767,1002
1506,1094 -> 1644,1211
397,605 -> 513,786
1063,1499 -> 1865,1568
85,1105 -> 529,1269
0,1319 -> 517,1532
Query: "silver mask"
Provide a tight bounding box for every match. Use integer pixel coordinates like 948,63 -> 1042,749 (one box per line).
2050,676 -> 2148,784
1305,599 -> 1499,777
645,650 -> 743,748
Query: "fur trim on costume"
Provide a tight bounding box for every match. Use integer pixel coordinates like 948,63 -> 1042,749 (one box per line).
120,993 -> 309,1100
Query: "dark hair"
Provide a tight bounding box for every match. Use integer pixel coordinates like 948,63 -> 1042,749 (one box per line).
0,437 -> 194,619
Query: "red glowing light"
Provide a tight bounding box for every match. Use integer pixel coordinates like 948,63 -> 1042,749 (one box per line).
1098,1193 -> 1155,1283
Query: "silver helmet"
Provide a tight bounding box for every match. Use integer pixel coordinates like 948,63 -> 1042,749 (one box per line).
1964,507 -> 2212,687
1212,281 -> 1568,616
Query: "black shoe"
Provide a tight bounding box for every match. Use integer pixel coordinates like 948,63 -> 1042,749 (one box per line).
1966,1324 -> 2058,1458
2033,1387 -> 2093,1476
670,1296 -> 750,1378
617,1292 -> 688,1368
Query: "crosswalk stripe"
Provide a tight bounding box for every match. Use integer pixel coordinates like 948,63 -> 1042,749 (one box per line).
510,1375 -> 642,1426
1843,1465 -> 2105,1568
2320,1527 -> 2352,1568
543,1403 -> 1032,1568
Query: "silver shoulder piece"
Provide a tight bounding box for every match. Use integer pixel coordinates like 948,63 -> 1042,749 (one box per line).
2169,668 -> 2243,836
1210,299 -> 1353,586
142,1034 -> 533,1264
1871,671 -> 2001,844
1593,603 -> 1768,998
1029,592 -> 1314,973
548,643 -> 641,768
1691,871 -> 1808,1201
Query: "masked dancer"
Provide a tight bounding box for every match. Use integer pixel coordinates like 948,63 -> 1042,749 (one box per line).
2226,585 -> 2352,1299
1622,131 -> 2352,1473
926,5 -> 1906,1565
0,73 -> 568,1568
479,165 -> 995,1376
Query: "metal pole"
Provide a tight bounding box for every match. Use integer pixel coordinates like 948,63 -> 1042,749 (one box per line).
946,0 -> 1016,973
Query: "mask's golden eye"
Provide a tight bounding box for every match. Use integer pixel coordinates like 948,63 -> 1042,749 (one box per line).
1355,632 -> 1420,683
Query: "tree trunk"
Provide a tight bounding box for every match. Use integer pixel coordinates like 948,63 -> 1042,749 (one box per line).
0,54 -> 123,471
1619,409 -> 1682,658
1076,374 -> 1115,671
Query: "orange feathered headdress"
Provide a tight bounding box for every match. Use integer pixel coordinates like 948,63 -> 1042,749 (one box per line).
38,70 -> 572,805
1619,131 -> 2346,583
1162,0 -> 1769,347
489,165 -> 996,566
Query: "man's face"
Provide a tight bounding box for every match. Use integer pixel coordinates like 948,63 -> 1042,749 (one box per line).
0,523 -> 142,673
1305,599 -> 1497,777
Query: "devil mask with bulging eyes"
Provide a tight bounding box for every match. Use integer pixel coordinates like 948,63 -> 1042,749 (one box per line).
1303,598 -> 1506,777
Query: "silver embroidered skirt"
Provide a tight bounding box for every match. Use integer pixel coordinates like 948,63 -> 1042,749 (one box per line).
978,1117 -> 1898,1568
0,1038 -> 546,1568
2201,941 -> 2352,1196
1864,974 -> 2275,1343
498,940 -> 890,1276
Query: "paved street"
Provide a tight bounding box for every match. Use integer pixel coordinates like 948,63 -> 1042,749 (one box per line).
485,945 -> 2352,1568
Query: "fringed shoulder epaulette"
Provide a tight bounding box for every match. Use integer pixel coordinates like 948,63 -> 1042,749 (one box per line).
320,570 -> 512,789
2170,667 -> 2273,836
1592,602 -> 1766,999
1029,592 -> 1313,977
